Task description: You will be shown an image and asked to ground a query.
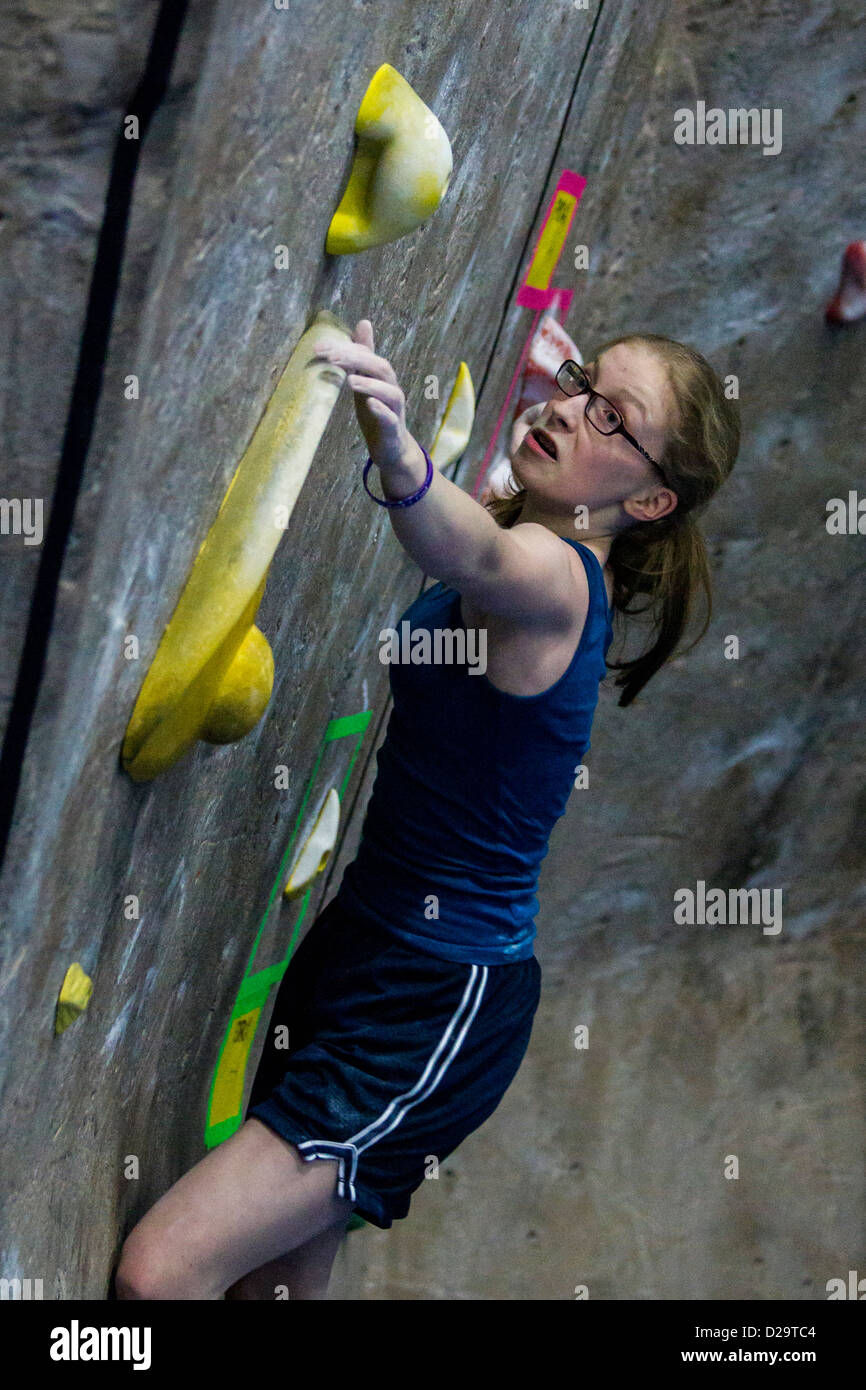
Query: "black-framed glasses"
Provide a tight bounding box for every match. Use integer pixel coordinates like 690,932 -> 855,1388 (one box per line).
554,360 -> 669,485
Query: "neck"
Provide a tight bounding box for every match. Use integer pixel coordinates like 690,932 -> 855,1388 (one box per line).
516,492 -> 621,567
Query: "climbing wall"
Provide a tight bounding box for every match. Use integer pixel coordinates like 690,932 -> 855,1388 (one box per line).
1,0 -> 864,1302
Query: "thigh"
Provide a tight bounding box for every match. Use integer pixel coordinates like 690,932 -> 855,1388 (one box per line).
245,905 -> 543,1230
224,1220 -> 346,1301
117,1117 -> 354,1299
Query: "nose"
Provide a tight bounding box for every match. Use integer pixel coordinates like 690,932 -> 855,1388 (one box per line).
545,396 -> 584,443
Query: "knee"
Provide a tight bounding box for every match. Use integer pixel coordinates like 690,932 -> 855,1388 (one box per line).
113,1248 -> 153,1301
114,1232 -> 182,1301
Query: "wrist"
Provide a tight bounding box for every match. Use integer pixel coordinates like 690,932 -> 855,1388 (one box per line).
378,438 -> 428,500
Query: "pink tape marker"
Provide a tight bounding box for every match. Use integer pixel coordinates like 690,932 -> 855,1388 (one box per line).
517,170 -> 586,309
470,171 -> 587,499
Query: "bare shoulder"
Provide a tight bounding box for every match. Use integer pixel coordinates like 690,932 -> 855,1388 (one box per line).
504,522 -> 595,618
459,533 -> 595,697
452,520 -> 585,629
507,520 -> 575,559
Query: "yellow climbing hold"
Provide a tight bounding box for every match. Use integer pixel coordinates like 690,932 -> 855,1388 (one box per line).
200,623 -> 275,744
326,64 -> 453,255
430,361 -> 475,469
55,963 -> 93,1036
284,787 -> 341,898
121,309 -> 352,782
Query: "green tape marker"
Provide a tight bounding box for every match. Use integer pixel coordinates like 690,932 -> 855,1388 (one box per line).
205,709 -> 372,1162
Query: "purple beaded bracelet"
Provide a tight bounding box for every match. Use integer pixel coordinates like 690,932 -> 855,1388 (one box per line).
363,445 -> 434,508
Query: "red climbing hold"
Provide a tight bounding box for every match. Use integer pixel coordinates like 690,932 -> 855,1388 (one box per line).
826,240 -> 866,324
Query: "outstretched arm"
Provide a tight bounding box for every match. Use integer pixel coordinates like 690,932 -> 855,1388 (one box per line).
312,321 -> 575,629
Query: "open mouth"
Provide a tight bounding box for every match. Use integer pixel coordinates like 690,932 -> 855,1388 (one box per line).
530,427 -> 558,459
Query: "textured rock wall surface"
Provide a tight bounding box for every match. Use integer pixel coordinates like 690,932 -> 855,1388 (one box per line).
1,0 -> 863,1300
0,0 -> 212,742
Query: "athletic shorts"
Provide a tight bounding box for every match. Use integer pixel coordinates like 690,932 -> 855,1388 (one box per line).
245,894 -> 542,1229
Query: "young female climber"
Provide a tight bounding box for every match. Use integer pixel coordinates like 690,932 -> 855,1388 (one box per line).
114,319 -> 739,1301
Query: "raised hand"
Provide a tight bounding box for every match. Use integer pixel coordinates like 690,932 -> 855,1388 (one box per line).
311,319 -> 423,474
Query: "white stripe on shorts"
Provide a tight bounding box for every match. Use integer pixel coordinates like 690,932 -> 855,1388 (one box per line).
295,962 -> 489,1204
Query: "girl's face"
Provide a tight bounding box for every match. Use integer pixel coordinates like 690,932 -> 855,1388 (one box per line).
511,343 -> 678,525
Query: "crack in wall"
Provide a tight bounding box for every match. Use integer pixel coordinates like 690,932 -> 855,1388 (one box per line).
0,0 -> 192,874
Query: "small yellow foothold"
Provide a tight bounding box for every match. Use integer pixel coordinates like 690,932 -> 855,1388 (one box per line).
284,788 -> 342,898
55,963 -> 94,1036
326,64 -> 453,255
430,361 -> 475,469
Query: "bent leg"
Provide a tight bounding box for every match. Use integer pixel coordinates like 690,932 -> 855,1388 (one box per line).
115,1117 -> 355,1300
224,1217 -> 348,1301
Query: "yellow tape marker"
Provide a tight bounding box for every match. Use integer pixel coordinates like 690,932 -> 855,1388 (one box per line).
209,1007 -> 263,1129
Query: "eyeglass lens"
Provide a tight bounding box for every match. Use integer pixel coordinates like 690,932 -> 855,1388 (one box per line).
556,362 -> 622,434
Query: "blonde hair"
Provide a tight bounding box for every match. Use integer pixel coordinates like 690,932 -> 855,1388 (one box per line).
484,332 -> 741,706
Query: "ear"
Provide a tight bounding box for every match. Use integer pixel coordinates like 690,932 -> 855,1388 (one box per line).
623,485 -> 678,524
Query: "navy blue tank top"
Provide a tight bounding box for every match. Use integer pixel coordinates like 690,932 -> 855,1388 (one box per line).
334,538 -> 614,963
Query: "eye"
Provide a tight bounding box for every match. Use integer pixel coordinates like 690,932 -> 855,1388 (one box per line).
589,365 -> 628,428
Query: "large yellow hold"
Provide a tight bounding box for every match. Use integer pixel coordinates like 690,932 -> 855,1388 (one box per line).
327,64 -> 453,255
121,310 -> 352,781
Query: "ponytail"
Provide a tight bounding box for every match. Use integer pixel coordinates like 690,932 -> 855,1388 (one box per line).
605,509 -> 712,705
